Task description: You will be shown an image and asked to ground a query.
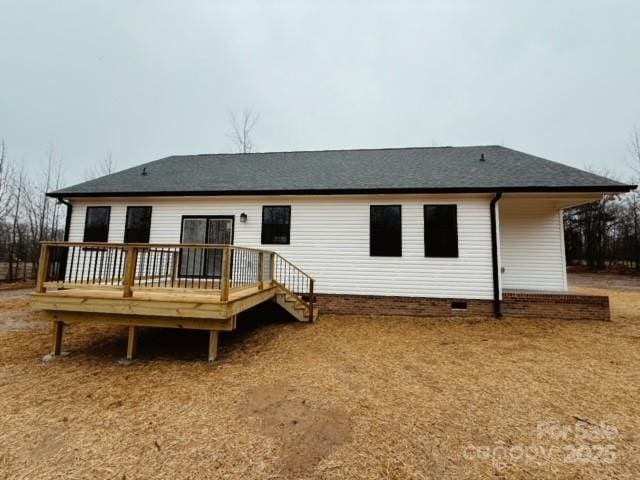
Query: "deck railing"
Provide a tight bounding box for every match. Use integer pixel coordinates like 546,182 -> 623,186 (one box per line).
36,242 -> 315,316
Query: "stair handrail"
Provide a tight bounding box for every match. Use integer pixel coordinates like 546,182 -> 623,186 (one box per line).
272,252 -> 315,321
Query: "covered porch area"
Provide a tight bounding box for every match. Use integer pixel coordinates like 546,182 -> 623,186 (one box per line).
497,193 -> 612,320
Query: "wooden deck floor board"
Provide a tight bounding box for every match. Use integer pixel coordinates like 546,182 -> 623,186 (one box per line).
31,284 -> 278,322
35,283 -> 267,302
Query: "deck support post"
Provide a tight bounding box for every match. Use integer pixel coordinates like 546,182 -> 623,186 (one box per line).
126,326 -> 138,360
208,330 -> 219,363
51,320 -> 64,355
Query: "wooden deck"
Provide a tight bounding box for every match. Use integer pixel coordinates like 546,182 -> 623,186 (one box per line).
31,242 -> 317,362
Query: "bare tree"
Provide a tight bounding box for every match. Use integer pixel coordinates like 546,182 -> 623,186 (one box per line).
84,151 -> 116,180
629,126 -> 640,270
50,157 -> 64,240
15,146 -> 65,274
630,126 -> 640,176
37,145 -> 55,242
227,109 -> 259,153
0,139 -> 13,219
0,140 -> 16,278
7,166 -> 25,281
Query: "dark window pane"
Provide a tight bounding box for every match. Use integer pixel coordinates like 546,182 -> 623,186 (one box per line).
124,207 -> 152,243
262,206 -> 291,244
424,205 -> 458,257
370,205 -> 402,256
83,207 -> 110,242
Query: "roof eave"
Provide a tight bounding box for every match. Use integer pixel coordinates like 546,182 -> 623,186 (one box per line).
47,184 -> 636,199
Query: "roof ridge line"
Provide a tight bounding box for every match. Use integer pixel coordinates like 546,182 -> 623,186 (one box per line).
176,144 -> 504,158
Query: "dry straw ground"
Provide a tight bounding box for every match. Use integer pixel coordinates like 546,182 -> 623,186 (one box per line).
0,274 -> 639,479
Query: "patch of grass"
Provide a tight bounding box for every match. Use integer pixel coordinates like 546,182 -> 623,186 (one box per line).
0,277 -> 639,478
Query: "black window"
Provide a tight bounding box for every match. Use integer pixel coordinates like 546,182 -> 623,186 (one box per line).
83,206 -> 111,242
424,205 -> 458,257
261,206 -> 291,244
124,206 -> 152,243
370,205 -> 402,256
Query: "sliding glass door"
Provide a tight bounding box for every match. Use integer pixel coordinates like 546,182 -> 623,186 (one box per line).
179,216 -> 234,278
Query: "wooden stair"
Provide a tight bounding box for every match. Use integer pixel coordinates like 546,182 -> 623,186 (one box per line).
270,253 -> 318,323
274,289 -> 318,322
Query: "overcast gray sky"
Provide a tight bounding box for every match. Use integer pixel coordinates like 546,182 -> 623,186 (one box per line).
1,0 -> 639,187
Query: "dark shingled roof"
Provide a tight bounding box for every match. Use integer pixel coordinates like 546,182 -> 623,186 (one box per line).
50,145 -> 634,198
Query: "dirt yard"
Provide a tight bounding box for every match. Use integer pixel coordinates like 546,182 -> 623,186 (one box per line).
0,275 -> 639,479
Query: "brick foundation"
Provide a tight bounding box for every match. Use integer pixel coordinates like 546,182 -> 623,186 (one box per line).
317,291 -> 610,321
502,291 -> 610,321
317,294 -> 494,317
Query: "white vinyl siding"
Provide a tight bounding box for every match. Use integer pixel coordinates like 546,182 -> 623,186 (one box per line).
67,194 -> 495,300
499,199 -> 567,292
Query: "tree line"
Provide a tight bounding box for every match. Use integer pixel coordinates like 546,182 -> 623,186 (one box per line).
564,190 -> 640,271
0,141 -> 69,281
563,129 -> 640,271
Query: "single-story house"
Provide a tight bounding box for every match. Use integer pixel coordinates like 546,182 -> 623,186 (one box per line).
49,145 -> 635,317
33,145 -> 635,361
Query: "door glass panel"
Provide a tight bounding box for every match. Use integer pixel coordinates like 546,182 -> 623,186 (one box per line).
208,219 -> 233,244
180,218 -> 206,276
206,219 -> 233,277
